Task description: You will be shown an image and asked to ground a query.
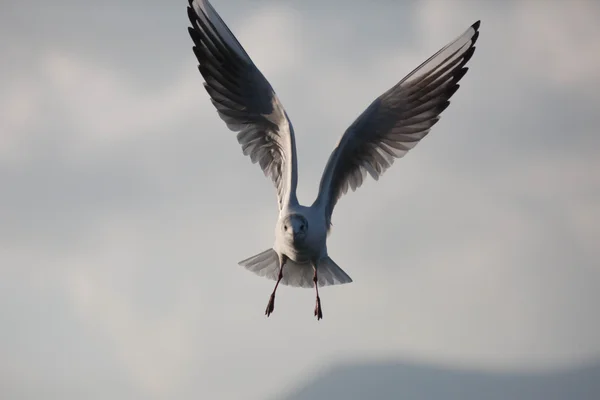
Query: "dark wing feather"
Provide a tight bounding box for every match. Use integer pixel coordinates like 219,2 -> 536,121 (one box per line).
187,0 -> 298,209
314,21 -> 481,226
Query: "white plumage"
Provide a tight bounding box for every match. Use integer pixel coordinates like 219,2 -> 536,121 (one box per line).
187,0 -> 480,319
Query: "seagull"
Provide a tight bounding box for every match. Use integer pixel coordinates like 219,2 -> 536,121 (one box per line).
187,0 -> 480,320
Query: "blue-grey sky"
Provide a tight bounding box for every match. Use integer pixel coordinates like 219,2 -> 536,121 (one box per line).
1,0 -> 599,399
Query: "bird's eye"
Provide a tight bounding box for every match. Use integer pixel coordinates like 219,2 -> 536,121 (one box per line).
284,225 -> 288,230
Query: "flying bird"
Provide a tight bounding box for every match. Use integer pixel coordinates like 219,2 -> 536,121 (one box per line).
186,0 -> 480,320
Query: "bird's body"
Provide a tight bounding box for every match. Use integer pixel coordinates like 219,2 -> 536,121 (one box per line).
186,0 -> 481,319
275,206 -> 326,264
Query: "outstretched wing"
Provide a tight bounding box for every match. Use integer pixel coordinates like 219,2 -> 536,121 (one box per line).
314,21 -> 481,226
187,0 -> 298,209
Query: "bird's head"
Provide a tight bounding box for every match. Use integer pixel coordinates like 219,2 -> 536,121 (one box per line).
282,214 -> 309,244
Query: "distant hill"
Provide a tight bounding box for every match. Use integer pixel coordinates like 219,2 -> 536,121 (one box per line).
280,360 -> 600,400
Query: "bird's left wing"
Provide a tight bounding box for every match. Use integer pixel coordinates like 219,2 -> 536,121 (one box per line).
187,0 -> 298,210
314,21 -> 481,227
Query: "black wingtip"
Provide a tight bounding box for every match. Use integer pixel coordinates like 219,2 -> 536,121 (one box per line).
187,5 -> 198,24
461,46 -> 476,65
451,66 -> 469,83
472,20 -> 481,31
446,83 -> 460,99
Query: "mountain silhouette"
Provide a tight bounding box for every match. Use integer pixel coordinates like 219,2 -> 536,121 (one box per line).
280,360 -> 600,400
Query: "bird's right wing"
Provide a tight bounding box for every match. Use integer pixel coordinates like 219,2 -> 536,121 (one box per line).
314,21 -> 481,227
187,0 -> 298,210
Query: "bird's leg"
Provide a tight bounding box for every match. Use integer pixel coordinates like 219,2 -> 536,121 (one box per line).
265,254 -> 287,317
313,263 -> 323,320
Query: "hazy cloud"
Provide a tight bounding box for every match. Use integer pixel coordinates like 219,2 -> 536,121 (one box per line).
1,0 -> 599,399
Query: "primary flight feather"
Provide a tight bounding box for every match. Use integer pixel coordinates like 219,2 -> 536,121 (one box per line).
187,0 -> 480,320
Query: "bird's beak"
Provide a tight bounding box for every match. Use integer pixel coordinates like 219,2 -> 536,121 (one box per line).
292,231 -> 306,242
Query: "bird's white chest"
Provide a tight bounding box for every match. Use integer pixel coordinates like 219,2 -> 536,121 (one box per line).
285,234 -> 322,263
274,210 -> 327,263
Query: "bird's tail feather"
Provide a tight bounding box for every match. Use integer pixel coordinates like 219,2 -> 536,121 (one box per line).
238,249 -> 353,288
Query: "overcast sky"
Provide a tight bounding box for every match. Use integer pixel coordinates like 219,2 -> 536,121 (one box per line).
2,0 -> 600,399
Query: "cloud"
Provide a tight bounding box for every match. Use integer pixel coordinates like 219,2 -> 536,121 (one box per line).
514,0 -> 600,86
40,52 -> 201,154
0,79 -> 41,162
1,0 -> 600,399
236,4 -> 306,79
